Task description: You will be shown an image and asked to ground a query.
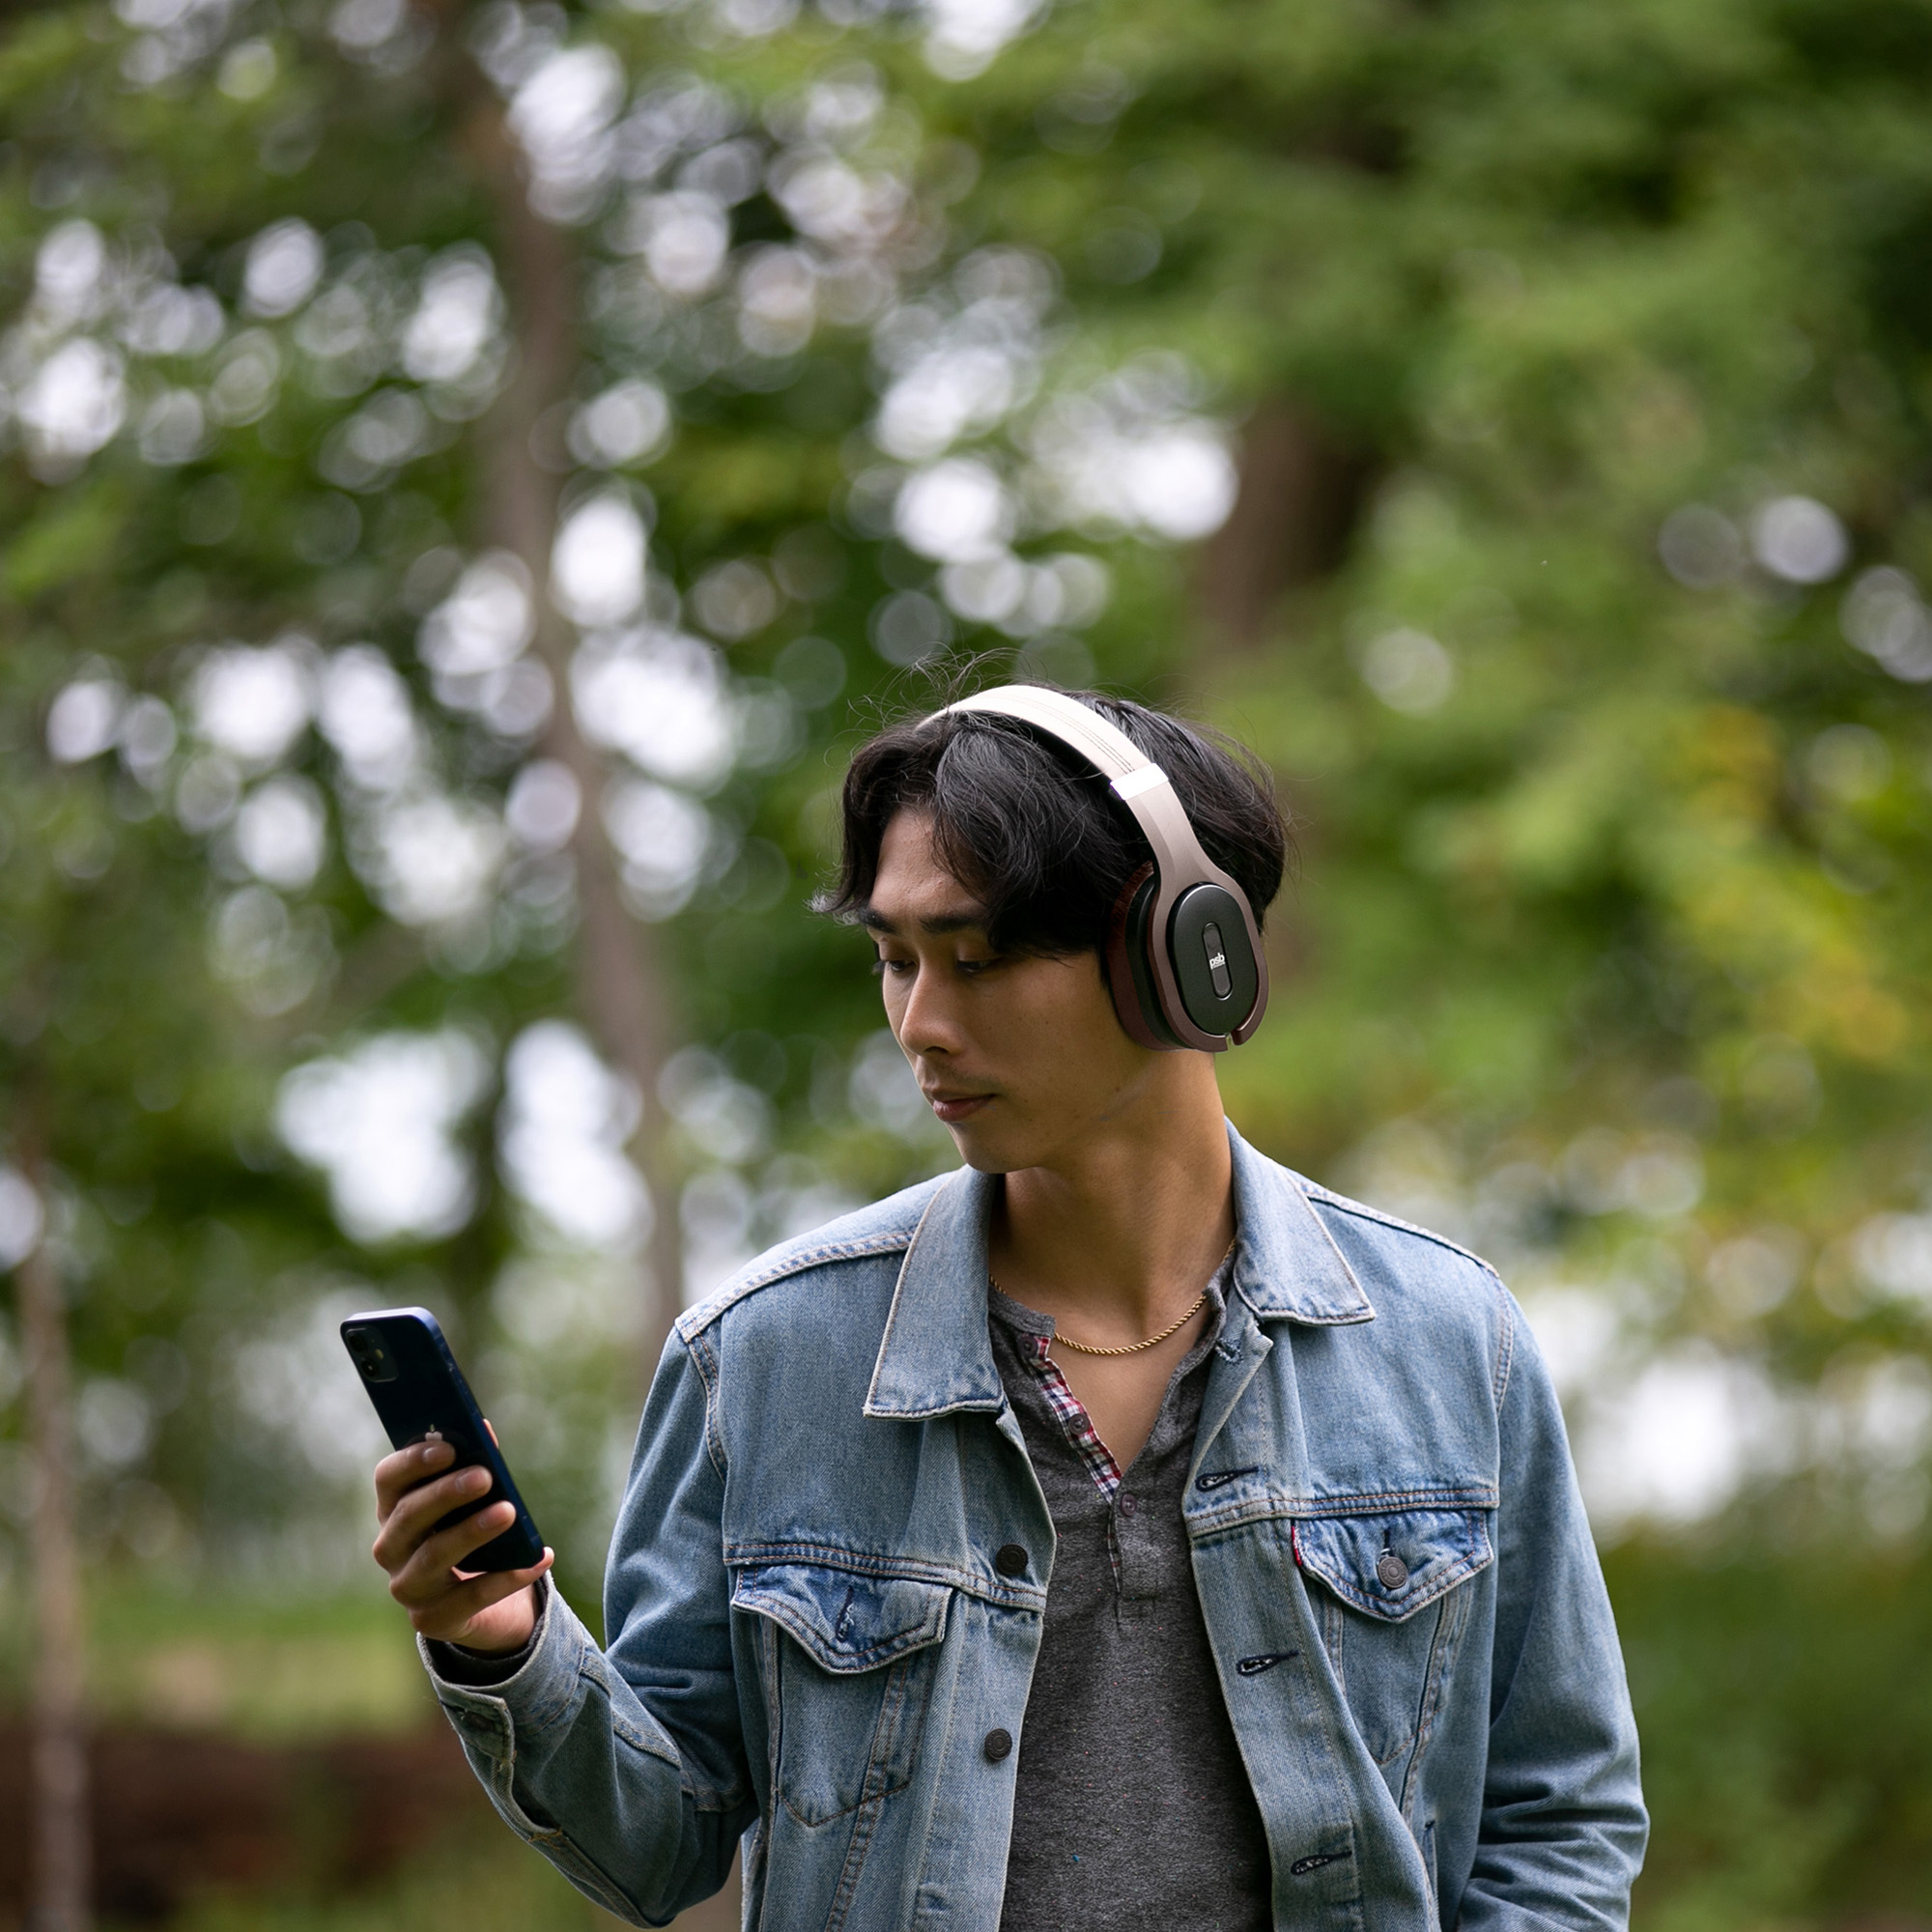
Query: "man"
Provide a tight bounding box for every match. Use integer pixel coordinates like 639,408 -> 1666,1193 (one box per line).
370,686 -> 1646,1930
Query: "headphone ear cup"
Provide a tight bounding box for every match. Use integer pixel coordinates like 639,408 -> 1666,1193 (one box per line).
1167,883 -> 1263,1038
1105,864 -> 1182,1051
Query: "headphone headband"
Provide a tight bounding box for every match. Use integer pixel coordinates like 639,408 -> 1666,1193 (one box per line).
929,685 -> 1269,1052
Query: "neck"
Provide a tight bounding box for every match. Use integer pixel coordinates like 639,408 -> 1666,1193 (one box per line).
989,1059 -> 1235,1335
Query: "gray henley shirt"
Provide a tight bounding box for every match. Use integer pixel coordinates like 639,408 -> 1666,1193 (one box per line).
987,1264 -> 1273,1931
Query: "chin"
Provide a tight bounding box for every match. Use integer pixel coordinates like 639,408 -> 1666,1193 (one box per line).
944,1121 -> 1040,1176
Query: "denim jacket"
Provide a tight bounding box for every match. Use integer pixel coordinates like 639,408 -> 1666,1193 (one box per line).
422,1125 -> 1646,1930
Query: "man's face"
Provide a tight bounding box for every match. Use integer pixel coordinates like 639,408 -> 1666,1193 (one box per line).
862,810 -> 1165,1173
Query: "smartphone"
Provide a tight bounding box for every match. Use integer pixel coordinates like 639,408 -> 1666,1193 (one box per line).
340,1306 -> 545,1574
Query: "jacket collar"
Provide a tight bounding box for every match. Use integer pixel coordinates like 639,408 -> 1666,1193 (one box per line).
1225,1124 -> 1375,1325
864,1123 -> 1373,1420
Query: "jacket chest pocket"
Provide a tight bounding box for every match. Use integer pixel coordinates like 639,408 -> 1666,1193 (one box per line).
733,1562 -> 952,1829
1293,1506 -> 1492,1776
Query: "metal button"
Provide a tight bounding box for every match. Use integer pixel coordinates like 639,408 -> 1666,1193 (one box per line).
1117,1493 -> 1139,1519
982,1727 -> 1013,1763
994,1544 -> 1029,1577
1376,1550 -> 1409,1590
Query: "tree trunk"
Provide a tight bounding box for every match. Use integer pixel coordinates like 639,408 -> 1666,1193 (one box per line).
1196,400 -> 1378,648
465,84 -> 687,1367
17,1145 -> 91,1932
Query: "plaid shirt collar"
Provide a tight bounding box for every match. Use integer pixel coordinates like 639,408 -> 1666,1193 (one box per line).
989,1262 -> 1233,1500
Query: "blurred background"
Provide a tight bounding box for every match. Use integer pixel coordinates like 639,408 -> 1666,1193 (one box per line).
3,0 -> 1931,1924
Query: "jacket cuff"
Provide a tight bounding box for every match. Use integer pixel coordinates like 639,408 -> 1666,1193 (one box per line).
418,1576 -> 591,1749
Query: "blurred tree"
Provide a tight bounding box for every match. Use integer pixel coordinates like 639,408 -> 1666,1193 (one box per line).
0,601 -> 333,1924
17,1164 -> 88,1932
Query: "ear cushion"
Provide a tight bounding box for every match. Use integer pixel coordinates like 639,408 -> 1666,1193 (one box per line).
1104,863 -> 1183,1051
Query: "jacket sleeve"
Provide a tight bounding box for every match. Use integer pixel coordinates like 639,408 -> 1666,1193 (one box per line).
420,1325 -> 752,1926
1458,1299 -> 1649,1932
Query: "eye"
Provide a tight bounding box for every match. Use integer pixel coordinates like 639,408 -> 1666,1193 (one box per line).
871,953 -> 914,978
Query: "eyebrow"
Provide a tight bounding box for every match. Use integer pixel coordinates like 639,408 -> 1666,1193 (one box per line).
854,905 -> 988,938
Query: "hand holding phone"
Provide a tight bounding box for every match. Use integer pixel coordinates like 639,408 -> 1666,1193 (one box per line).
345,1308 -> 554,1653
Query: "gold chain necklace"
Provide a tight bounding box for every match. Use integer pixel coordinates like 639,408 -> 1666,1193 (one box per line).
991,1239 -> 1236,1358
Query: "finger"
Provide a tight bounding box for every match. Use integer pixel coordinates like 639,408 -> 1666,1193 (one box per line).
374,1437 -> 456,1518
447,1549 -> 554,1619
394,1531 -> 523,1623
484,1418 -> 499,1447
372,1464 -> 495,1570
374,1444 -> 434,1517
375,1463 -> 492,1563
389,1500 -> 519,1604
410,1552 -> 554,1645
409,1547 -> 552,1638
374,1468 -> 493,1575
454,1553 -> 555,1634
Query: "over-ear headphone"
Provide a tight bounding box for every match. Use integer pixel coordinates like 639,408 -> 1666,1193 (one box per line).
932,685 -> 1269,1054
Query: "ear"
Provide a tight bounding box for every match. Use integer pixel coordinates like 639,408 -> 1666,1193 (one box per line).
1103,862 -> 1182,1051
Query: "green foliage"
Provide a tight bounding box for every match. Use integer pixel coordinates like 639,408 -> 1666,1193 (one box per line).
0,1574 -> 433,1740
1610,1542 -> 1932,1926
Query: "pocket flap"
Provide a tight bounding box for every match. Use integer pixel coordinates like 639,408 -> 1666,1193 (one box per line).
1293,1506 -> 1493,1622
732,1563 -> 952,1673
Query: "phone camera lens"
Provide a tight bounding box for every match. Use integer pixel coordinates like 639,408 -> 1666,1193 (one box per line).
347,1329 -> 395,1381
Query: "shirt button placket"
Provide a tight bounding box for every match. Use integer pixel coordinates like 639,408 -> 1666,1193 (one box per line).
1114,1492 -> 1158,1618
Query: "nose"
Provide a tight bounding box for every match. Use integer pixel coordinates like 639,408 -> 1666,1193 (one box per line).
893,958 -> 961,1061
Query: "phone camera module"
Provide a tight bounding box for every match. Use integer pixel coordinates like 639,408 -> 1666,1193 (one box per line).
347,1329 -> 398,1383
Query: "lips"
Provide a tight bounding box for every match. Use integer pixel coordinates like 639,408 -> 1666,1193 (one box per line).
924,1090 -> 993,1124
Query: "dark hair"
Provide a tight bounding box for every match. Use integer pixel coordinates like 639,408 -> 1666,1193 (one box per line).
817,685 -> 1290,954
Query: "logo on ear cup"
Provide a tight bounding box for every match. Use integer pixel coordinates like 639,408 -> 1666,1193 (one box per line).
1202,922 -> 1234,997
